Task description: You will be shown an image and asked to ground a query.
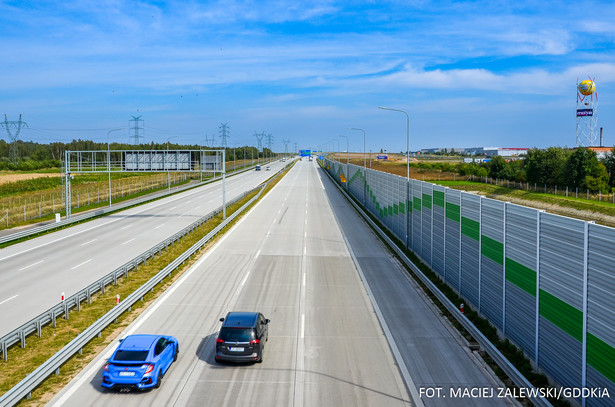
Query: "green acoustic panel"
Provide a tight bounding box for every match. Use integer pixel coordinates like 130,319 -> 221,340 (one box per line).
433,190 -> 445,207
587,333 -> 615,383
461,217 -> 480,241
413,197 -> 422,212
399,202 -> 405,214
394,203 -> 399,215
422,193 -> 432,209
539,289 -> 583,342
481,235 -> 503,265
446,202 -> 460,222
505,258 -> 536,296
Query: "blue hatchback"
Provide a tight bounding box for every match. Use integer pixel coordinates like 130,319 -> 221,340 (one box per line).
101,334 -> 179,391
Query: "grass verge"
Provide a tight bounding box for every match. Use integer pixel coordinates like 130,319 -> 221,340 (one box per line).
0,163 -> 292,406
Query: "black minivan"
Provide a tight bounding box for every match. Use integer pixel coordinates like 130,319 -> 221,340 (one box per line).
215,312 -> 270,363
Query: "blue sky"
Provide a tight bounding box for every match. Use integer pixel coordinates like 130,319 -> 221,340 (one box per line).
1,0 -> 614,153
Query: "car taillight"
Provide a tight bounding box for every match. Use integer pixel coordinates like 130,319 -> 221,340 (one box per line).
104,363 -> 109,372
250,339 -> 260,344
216,338 -> 225,343
143,364 -> 154,374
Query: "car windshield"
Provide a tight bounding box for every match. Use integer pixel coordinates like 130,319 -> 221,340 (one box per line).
219,327 -> 255,342
114,350 -> 149,361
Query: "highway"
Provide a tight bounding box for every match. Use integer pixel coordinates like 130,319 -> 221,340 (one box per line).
47,160 -> 516,407
0,161 -> 286,337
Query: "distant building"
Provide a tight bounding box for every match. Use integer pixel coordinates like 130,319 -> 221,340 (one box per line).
586,146 -> 611,159
420,147 -> 528,157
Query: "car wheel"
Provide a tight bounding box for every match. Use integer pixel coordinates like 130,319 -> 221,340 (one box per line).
174,345 -> 179,362
155,375 -> 162,389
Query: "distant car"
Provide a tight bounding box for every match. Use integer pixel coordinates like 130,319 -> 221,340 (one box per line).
255,165 -> 261,171
216,312 -> 269,363
101,334 -> 179,391
281,158 -> 286,162
266,166 -> 271,171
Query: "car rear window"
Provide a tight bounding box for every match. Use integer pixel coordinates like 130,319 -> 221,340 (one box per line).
219,327 -> 255,342
114,350 -> 149,361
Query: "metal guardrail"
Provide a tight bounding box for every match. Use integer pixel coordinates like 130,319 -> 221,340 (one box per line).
320,165 -> 552,407
0,183 -> 267,407
0,183 -> 258,362
0,163 -> 262,246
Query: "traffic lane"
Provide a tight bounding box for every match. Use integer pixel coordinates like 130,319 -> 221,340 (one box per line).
185,255 -> 302,406
0,162 -> 274,265
304,255 -> 411,407
47,162 -> 299,407
320,169 -> 515,407
0,166 -> 280,336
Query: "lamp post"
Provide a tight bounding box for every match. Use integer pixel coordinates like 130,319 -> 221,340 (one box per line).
350,127 -> 367,204
167,136 -> 178,192
378,106 -> 410,180
107,128 -> 124,208
338,135 -> 349,165
339,135 -> 349,189
349,128 -> 366,168
379,106 -> 410,249
329,139 -> 339,160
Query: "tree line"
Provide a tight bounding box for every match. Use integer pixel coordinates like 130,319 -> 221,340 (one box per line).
0,139 -> 275,171
453,147 -> 615,192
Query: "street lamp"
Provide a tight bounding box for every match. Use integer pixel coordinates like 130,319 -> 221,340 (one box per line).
166,136 -> 178,192
107,128 -> 124,207
378,106 -> 410,181
349,128 -> 366,168
338,135 -> 349,165
379,106 -> 410,249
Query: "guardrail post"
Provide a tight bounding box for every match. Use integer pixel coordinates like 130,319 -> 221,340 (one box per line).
100,281 -> 105,294
55,367 -> 60,376
36,320 -> 42,337
2,342 -> 7,361
87,290 -> 91,304
19,330 -> 26,348
63,302 -> 69,320
52,311 -> 56,328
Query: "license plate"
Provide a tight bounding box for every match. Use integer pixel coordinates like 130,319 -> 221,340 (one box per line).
119,371 -> 135,377
229,347 -> 244,352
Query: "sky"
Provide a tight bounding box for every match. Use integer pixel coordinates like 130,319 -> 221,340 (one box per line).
1,0 -> 614,153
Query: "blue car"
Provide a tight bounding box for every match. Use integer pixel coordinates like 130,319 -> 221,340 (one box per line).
101,334 -> 179,391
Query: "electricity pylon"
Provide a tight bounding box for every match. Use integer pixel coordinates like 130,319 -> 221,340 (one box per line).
2,114 -> 28,163
129,115 -> 144,144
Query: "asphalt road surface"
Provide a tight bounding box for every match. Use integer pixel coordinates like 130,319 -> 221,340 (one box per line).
0,161 -> 286,337
48,160 -> 516,407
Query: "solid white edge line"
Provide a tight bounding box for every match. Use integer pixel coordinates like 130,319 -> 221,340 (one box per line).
51,163 -> 292,406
